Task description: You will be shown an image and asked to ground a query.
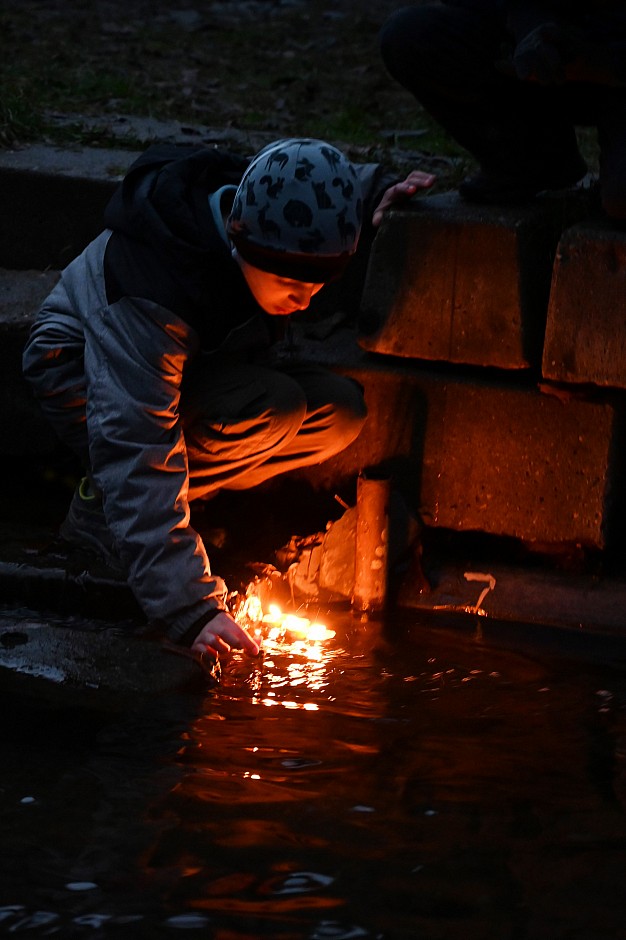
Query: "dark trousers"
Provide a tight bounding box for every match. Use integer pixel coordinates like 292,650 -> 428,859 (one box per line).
23,297 -> 367,502
181,360 -> 366,499
379,3 -> 626,217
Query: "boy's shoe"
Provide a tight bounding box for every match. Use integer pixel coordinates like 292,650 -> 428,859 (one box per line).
59,478 -> 125,574
458,159 -> 588,206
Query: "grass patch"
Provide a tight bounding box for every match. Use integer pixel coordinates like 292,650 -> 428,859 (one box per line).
0,82 -> 43,146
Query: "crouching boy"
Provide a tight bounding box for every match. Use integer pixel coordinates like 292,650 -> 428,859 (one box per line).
23,137 -> 433,661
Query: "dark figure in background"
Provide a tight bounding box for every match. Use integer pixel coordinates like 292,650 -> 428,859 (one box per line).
379,1 -> 626,221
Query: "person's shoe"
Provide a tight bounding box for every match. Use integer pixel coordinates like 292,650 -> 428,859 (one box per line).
59,477 -> 125,574
458,159 -> 588,206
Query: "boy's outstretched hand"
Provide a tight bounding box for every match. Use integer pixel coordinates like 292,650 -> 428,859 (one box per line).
192,610 -> 260,658
372,170 -> 436,227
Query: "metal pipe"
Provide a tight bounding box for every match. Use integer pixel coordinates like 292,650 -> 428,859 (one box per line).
352,473 -> 390,613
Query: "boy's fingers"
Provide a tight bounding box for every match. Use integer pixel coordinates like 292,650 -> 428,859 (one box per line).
372,171 -> 436,226
191,610 -> 260,657
404,170 -> 436,189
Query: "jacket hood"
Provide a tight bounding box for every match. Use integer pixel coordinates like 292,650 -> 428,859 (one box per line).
105,144 -> 246,252
103,144 -> 262,341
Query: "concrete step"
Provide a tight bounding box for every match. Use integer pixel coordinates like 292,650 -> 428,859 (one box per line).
0,145 -> 135,270
543,219 -> 626,389
358,190 -> 596,371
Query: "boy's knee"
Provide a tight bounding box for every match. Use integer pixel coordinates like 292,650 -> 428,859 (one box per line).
268,381 -> 309,439
333,408 -> 367,452
215,376 -> 308,456
324,377 -> 367,450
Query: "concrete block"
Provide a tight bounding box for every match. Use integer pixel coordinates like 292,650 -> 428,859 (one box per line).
0,145 -> 135,269
294,364 -> 618,550
543,220 -> 626,388
359,192 -> 585,370
418,380 -> 617,550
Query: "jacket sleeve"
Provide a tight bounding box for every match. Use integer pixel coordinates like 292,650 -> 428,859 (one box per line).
22,275 -> 91,467
82,291 -> 229,641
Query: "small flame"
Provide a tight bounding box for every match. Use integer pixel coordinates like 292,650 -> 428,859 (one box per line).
234,589 -> 335,644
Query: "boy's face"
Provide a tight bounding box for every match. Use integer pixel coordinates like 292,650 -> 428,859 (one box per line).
235,254 -> 324,316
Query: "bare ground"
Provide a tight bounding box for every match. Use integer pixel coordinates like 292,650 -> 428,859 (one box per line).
0,0 -> 473,186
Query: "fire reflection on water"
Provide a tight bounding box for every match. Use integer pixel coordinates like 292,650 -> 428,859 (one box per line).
5,601 -> 625,938
232,587 -> 342,711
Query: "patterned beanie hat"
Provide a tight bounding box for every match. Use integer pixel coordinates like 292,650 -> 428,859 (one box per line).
227,138 -> 363,282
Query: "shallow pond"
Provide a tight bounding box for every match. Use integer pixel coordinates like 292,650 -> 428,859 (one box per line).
2,606 -> 626,939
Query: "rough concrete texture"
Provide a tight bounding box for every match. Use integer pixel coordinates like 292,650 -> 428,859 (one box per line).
0,143 -> 138,180
543,220 -> 626,388
358,192 -> 587,371
0,617 -> 216,705
418,380 -> 616,549
295,364 -> 618,549
42,112 -> 274,155
397,560 -> 626,663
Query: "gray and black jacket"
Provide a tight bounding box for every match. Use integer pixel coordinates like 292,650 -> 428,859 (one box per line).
23,144 -> 390,643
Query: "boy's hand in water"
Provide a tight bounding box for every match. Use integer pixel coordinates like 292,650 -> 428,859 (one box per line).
192,610 -> 260,658
372,170 -> 436,227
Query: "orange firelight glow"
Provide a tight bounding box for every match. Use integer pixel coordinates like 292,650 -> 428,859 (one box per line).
234,592 -> 335,647
227,583 -> 343,710
261,604 -> 335,643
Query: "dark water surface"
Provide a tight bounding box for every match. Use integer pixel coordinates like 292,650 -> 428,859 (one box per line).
2,608 -> 626,940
